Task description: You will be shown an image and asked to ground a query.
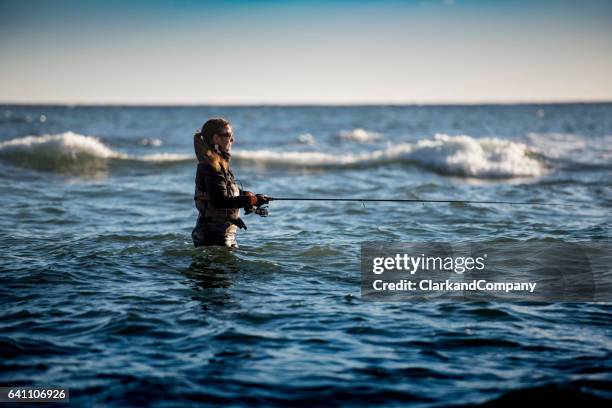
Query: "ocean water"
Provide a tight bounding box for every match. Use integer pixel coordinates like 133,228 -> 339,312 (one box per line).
0,104 -> 610,406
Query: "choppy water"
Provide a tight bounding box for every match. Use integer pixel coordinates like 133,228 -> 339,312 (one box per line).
1,104 -> 611,406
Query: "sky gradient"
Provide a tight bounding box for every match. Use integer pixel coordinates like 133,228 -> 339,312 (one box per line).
1,0 -> 611,104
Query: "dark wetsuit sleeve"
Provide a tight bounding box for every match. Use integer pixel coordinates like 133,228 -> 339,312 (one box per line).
203,166 -> 251,209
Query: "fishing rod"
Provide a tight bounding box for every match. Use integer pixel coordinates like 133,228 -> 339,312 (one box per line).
246,196 -> 575,217
266,197 -> 576,207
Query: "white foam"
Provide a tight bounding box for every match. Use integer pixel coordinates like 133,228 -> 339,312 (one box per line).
140,152 -> 192,162
0,131 -> 127,160
297,133 -> 316,145
338,128 -> 382,142
410,134 -> 545,177
233,134 -> 546,178
0,132 -> 547,178
138,138 -> 163,147
0,132 -> 192,171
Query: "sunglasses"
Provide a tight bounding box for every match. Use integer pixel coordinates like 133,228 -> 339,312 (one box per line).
217,131 -> 233,138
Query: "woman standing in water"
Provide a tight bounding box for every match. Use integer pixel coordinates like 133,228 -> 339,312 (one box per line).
192,118 -> 269,247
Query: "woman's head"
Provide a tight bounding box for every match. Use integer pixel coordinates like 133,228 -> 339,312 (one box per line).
194,117 -> 234,163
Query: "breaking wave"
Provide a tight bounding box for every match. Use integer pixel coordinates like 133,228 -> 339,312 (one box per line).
234,134 -> 548,178
0,132 -> 192,172
0,132 -> 551,178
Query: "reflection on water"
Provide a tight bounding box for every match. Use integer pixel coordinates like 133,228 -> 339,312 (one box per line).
183,249 -> 242,310
186,249 -> 241,286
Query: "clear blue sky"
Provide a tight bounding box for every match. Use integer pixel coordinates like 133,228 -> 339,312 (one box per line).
1,0 -> 611,104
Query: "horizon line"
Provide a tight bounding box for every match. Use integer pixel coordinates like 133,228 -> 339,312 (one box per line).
1,98 -> 611,107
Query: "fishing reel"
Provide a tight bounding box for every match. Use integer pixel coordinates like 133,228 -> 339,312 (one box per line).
255,206 -> 269,217
245,205 -> 269,217
245,195 -> 272,217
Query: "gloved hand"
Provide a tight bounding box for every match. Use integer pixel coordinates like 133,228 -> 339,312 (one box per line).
242,191 -> 255,197
255,194 -> 271,206
246,194 -> 270,207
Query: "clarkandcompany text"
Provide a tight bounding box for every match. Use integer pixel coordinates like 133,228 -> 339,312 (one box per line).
373,279 -> 537,293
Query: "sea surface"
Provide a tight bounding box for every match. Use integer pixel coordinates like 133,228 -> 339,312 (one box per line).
0,104 -> 611,406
